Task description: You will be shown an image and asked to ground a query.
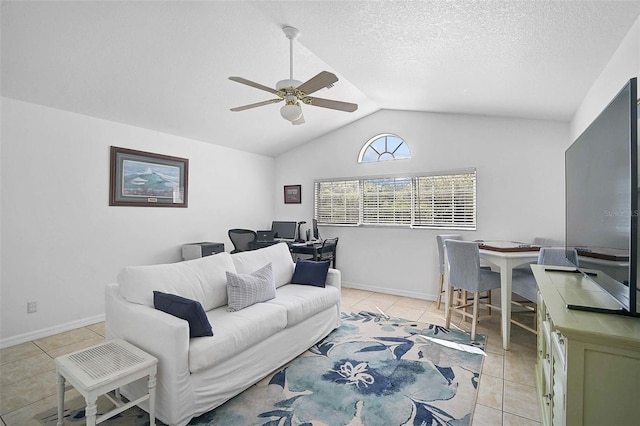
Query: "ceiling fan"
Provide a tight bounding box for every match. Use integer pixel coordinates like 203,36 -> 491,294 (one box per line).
229,26 -> 358,125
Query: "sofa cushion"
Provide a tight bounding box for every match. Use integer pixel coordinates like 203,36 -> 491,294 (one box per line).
118,252 -> 235,310
291,260 -> 330,287
188,302 -> 287,373
231,243 -> 294,288
264,284 -> 340,326
226,263 -> 276,312
153,291 -> 213,338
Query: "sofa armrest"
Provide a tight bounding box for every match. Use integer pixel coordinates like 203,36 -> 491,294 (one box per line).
105,283 -> 194,425
325,268 -> 341,291
326,268 -> 342,327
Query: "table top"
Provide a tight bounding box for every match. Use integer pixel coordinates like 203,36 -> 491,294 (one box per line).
477,241 -> 541,252
55,339 -> 157,387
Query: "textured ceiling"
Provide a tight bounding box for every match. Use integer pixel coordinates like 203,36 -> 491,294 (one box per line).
3,1 -> 640,156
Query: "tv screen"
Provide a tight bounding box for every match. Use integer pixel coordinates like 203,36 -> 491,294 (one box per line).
565,77 -> 639,316
271,221 -> 297,240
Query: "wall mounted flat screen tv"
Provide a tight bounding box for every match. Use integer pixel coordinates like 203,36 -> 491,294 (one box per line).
565,77 -> 639,316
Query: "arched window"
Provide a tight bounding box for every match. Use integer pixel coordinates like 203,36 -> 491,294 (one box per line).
358,133 -> 411,163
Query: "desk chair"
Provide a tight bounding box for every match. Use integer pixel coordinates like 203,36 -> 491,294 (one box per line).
510,247 -> 579,334
444,239 -> 502,341
228,229 -> 257,254
291,238 -> 339,268
436,234 -> 462,309
317,237 -> 338,269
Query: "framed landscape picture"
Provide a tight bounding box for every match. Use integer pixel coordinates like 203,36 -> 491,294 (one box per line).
109,146 -> 189,207
284,185 -> 301,204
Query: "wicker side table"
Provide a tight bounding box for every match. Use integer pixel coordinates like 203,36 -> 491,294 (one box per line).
55,339 -> 157,426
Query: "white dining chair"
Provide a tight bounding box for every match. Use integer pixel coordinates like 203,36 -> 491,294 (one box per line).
436,233 -> 462,309
444,239 -> 502,341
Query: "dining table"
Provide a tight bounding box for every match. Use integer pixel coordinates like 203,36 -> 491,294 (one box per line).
478,242 -> 541,350
444,240 -> 541,351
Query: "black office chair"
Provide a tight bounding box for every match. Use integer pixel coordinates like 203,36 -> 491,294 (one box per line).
317,237 -> 338,268
228,229 -> 257,254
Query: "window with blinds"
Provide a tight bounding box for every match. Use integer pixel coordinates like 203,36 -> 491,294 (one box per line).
314,170 -> 476,230
314,180 -> 360,225
362,177 -> 412,225
413,172 -> 476,229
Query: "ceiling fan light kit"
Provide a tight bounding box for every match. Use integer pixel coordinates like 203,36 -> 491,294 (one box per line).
281,103 -> 303,122
229,26 -> 358,125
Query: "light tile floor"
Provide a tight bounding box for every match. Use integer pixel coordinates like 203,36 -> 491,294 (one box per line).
0,288 -> 540,426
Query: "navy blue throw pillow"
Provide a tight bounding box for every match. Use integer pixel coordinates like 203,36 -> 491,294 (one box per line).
291,259 -> 331,287
153,291 -> 213,338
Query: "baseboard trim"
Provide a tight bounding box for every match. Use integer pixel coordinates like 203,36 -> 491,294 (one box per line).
342,281 -> 437,302
0,314 -> 105,349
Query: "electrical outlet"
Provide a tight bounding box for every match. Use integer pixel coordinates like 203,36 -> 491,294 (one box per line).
27,302 -> 37,314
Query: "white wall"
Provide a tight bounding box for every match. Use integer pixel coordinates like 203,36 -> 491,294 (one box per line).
274,109 -> 569,299
571,17 -> 640,140
0,98 -> 275,347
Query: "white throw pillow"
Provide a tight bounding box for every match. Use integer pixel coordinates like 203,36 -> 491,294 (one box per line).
226,263 -> 276,312
231,242 -> 294,288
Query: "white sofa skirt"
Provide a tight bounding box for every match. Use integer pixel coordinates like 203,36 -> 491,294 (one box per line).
190,307 -> 339,417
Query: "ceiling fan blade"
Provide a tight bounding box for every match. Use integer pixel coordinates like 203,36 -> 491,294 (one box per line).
292,113 -> 305,125
230,98 -> 282,112
229,76 -> 279,95
305,96 -> 358,112
296,71 -> 338,95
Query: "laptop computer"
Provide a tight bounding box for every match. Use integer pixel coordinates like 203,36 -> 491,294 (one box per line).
256,230 -> 275,243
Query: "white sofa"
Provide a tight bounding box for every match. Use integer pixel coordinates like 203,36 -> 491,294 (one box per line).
105,242 -> 341,426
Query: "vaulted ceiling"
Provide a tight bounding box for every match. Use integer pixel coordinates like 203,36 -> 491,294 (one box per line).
3,1 -> 640,156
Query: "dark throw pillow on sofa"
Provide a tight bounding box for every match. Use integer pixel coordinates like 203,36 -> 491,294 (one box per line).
291,259 -> 330,287
153,291 -> 213,338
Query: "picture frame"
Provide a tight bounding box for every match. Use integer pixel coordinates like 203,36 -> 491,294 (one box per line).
109,146 -> 189,207
284,184 -> 301,204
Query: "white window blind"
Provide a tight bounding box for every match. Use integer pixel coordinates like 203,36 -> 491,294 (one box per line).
362,177 -> 412,225
314,170 -> 476,230
314,180 -> 360,225
414,172 -> 476,229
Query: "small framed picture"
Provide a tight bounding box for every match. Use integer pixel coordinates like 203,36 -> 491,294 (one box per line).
109,146 -> 189,207
284,185 -> 301,204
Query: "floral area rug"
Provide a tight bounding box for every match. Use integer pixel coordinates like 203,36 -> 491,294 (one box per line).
36,311 -> 485,426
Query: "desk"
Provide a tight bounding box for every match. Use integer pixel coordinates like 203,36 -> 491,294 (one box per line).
253,240 -> 338,268
290,241 -> 337,268
478,242 -> 540,350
